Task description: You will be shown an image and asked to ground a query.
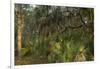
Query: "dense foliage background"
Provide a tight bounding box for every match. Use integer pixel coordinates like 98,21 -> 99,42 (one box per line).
15,4 -> 94,65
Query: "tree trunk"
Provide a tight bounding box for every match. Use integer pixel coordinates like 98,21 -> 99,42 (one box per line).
17,27 -> 22,57
16,10 -> 24,58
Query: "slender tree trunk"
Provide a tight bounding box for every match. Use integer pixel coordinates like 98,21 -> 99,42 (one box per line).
17,27 -> 22,57
16,10 -> 24,58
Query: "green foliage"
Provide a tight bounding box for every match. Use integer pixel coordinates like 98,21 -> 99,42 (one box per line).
20,48 -> 31,57
15,4 -> 94,65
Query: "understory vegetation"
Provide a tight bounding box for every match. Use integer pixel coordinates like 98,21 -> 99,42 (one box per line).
15,4 -> 94,65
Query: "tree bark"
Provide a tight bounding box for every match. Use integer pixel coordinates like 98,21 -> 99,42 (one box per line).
16,10 -> 24,58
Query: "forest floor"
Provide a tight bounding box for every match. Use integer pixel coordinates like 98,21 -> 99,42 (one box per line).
15,56 -> 48,65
